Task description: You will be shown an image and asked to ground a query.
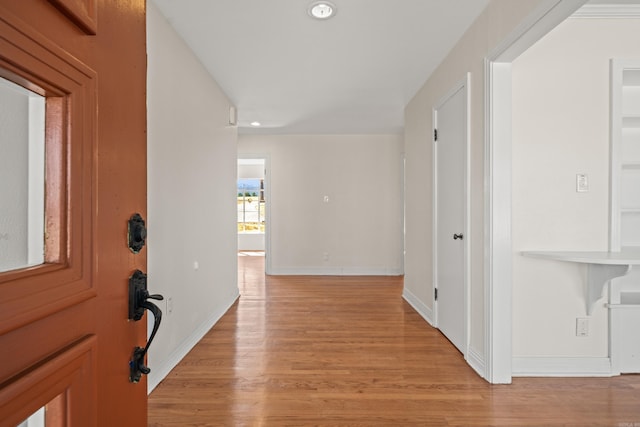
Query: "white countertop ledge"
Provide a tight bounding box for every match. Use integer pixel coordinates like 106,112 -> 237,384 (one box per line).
521,249 -> 640,315
522,249 -> 640,265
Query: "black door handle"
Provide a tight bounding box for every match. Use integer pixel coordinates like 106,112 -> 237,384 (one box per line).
453,233 -> 464,240
128,269 -> 163,383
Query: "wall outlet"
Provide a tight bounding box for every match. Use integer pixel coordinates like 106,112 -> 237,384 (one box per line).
167,296 -> 174,315
323,252 -> 330,262
576,317 -> 589,337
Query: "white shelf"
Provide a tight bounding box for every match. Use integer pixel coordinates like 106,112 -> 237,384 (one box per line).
623,69 -> 640,86
622,116 -> 640,128
522,249 -> 640,315
523,249 -> 640,264
622,162 -> 640,169
623,86 -> 640,116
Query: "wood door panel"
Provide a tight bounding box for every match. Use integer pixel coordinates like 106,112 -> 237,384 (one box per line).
48,0 -> 97,35
0,335 -> 96,427
0,4 -> 96,334
0,302 -> 94,385
0,0 -> 147,424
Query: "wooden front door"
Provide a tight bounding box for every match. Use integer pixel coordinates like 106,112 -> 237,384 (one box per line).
0,1 -> 148,425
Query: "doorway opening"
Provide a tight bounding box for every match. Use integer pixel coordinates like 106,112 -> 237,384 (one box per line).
237,158 -> 267,261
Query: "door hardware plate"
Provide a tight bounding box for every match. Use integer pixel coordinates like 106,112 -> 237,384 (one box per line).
128,213 -> 147,254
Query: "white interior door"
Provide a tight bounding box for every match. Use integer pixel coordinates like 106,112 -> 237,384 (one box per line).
434,78 -> 468,354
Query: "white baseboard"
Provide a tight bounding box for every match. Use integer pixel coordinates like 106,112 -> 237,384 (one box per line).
147,290 -> 240,393
512,357 -> 613,377
466,346 -> 486,378
269,267 -> 403,276
402,287 -> 434,326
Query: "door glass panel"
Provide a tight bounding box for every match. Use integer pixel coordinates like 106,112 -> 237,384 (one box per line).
0,77 -> 45,272
17,407 -> 45,427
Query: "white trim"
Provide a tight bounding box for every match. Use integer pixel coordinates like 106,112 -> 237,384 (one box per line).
400,153 -> 406,275
27,96 -> 45,266
610,58 -> 623,251
572,4 -> 640,18
432,74 -> 471,356
512,357 -> 613,377
484,61 -> 513,384
432,105 -> 437,327
464,73 -> 471,360
466,346 -> 486,378
268,267 -> 403,276
487,0 -> 586,63
484,0 -> 587,384
402,287 -> 434,326
147,290 -> 240,394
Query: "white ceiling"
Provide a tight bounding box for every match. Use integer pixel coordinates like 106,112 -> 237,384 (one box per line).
151,0 -> 490,135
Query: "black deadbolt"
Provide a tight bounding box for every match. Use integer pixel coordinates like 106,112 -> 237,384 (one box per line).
128,213 -> 147,254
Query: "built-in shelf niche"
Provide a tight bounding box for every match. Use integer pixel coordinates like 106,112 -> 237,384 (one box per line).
609,59 -> 640,375
611,61 -> 640,252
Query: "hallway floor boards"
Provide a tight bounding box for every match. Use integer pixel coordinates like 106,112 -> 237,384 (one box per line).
148,255 -> 640,425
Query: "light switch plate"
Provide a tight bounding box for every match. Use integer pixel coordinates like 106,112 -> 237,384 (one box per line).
576,174 -> 589,192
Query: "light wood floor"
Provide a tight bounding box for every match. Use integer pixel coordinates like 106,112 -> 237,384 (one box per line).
148,255 -> 640,426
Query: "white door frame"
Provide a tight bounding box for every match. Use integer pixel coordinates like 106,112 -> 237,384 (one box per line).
238,153 -> 272,274
483,0 -> 587,383
433,74 -> 471,356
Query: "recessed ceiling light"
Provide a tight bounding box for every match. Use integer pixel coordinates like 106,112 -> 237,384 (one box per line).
308,1 -> 336,20
250,121 -> 261,127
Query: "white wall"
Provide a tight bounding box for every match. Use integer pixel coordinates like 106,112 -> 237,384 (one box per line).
147,2 -> 239,392
238,134 -> 404,275
403,0 -> 550,371
512,17 -> 640,361
238,163 -> 264,179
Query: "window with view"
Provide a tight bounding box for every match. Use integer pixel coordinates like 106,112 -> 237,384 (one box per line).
237,178 -> 265,233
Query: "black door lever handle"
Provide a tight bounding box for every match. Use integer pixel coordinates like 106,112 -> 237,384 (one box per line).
128,270 -> 164,383
130,299 -> 162,382
453,233 -> 464,240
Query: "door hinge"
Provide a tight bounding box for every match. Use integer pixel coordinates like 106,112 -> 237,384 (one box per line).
434,288 -> 438,301
434,129 -> 438,141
